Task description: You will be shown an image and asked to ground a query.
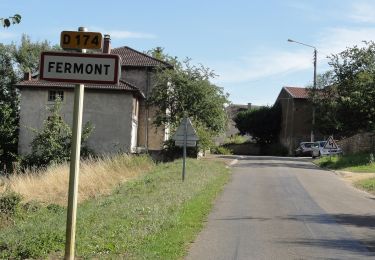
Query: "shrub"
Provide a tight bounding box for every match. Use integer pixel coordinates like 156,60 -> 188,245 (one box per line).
211,146 -> 233,155
22,99 -> 94,169
0,192 -> 22,215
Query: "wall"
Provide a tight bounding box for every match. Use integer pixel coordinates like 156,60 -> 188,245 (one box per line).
278,90 -> 316,155
122,67 -> 166,151
18,88 -> 134,155
338,132 -> 375,155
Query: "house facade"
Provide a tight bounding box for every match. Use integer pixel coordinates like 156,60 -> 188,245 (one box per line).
16,38 -> 172,156
275,86 -> 322,154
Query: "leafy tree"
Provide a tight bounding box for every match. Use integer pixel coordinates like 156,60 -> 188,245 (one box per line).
0,35 -> 56,173
312,41 -> 375,137
0,44 -> 18,171
147,48 -> 229,150
10,34 -> 56,75
23,100 -> 94,168
234,104 -> 281,144
0,14 -> 21,28
0,103 -> 17,170
307,71 -> 342,136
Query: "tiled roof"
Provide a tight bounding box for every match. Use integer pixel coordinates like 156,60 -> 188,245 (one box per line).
16,79 -> 144,96
284,86 -> 309,99
111,46 -> 173,68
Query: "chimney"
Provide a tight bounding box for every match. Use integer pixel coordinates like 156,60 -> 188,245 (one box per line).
247,103 -> 252,110
24,71 -> 31,81
103,34 -> 111,54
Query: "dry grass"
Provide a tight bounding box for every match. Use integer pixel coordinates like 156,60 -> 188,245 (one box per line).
0,154 -> 154,206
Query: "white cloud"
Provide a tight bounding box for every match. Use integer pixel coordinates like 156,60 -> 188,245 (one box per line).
0,31 -> 16,40
211,25 -> 375,86
210,49 -> 314,84
317,27 -> 375,57
349,1 -> 375,23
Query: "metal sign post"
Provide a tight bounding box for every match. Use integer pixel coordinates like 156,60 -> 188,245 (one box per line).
172,116 -> 199,182
64,26 -> 87,260
182,116 -> 187,181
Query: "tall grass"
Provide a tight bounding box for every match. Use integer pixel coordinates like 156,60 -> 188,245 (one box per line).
0,154 -> 154,205
0,159 -> 230,259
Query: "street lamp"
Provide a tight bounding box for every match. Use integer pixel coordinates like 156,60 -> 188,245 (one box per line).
287,38 -> 317,142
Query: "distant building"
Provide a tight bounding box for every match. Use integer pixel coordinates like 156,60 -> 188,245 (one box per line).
16,37 -> 172,156
275,86 -> 323,154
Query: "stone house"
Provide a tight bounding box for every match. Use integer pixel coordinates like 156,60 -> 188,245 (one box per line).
275,86 -> 323,154
16,37 -> 172,156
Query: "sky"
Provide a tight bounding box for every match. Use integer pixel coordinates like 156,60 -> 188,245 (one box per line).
2,0 -> 375,106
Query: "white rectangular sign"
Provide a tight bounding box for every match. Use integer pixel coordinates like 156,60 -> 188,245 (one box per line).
40,51 -> 120,84
175,140 -> 197,147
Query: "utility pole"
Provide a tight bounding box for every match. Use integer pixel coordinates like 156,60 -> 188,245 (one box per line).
288,39 -> 318,142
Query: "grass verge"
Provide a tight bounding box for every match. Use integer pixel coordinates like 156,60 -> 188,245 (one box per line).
314,153 -> 375,172
354,178 -> 375,194
0,158 -> 230,259
0,154 -> 154,205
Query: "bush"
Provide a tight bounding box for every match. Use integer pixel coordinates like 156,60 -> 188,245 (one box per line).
211,146 -> 233,155
224,134 -> 249,144
22,99 -> 94,169
0,192 -> 22,215
161,139 -> 199,161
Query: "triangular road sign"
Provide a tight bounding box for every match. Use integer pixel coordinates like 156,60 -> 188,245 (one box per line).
324,136 -> 338,149
172,117 -> 199,141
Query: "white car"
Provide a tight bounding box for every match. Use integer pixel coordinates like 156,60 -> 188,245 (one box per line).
311,141 -> 343,158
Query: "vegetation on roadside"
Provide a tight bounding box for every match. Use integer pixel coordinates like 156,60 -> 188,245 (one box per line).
1,154 -> 154,206
355,178 -> 375,194
234,104 -> 281,145
22,99 -> 94,169
147,48 -> 230,152
314,153 -> 375,172
0,35 -> 58,173
0,158 -> 230,259
311,41 -> 375,137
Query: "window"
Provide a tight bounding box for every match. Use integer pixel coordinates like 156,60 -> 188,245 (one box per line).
48,90 -> 64,102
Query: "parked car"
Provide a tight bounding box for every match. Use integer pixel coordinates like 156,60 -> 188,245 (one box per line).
311,141 -> 343,158
294,142 -> 314,156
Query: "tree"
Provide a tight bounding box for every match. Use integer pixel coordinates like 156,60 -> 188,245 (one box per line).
0,14 -> 21,28
0,44 -> 18,171
147,48 -> 229,150
307,71 -> 342,136
312,41 -> 375,137
23,100 -> 94,168
10,34 -> 56,75
234,104 -> 281,144
0,36 -> 57,172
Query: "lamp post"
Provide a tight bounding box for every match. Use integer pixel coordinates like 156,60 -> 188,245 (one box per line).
287,38 -> 317,142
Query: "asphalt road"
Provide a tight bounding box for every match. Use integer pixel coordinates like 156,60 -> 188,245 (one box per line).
186,156 -> 375,260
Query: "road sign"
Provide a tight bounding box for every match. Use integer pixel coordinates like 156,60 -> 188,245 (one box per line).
39,51 -> 120,84
60,31 -> 102,49
324,136 -> 338,149
172,117 -> 199,141
175,140 -> 197,147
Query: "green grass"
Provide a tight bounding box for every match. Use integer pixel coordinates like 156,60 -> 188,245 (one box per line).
0,159 -> 230,259
314,153 -> 375,172
355,178 -> 375,194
